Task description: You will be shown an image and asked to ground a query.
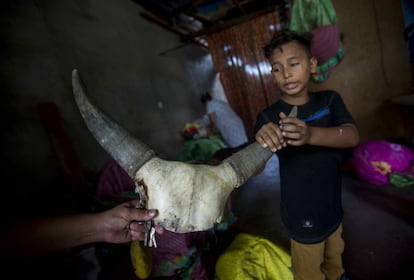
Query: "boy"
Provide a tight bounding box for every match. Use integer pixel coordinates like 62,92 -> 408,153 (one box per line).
254,29 -> 359,280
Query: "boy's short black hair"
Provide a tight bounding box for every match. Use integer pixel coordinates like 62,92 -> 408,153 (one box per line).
264,29 -> 313,59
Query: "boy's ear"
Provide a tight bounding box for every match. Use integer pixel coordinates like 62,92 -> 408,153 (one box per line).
309,56 -> 318,73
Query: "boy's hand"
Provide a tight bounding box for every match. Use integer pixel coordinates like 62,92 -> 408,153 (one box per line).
279,111 -> 309,146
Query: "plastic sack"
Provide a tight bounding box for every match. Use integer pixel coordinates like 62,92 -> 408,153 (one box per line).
350,140 -> 414,185
215,233 -> 293,280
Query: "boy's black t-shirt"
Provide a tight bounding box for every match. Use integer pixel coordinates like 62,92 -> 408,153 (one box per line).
254,90 -> 355,244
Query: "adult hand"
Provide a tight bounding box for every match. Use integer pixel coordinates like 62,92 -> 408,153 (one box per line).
99,199 -> 165,244
2,199 -> 164,256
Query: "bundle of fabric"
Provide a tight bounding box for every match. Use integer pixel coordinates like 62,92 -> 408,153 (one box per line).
179,133 -> 227,163
144,230 -> 213,279
287,0 -> 344,83
181,122 -> 207,140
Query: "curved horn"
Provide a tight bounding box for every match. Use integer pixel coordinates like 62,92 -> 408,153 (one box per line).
224,142 -> 273,185
72,69 -> 155,178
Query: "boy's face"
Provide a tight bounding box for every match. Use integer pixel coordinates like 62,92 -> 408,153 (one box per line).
269,41 -> 317,102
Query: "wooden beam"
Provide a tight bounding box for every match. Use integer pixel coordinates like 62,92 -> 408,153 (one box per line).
140,11 -> 209,50
182,6 -> 276,39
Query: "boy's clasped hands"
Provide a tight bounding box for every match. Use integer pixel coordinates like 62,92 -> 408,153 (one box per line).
255,111 -> 310,152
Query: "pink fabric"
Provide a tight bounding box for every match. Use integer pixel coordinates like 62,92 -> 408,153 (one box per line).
311,24 -> 340,64
151,230 -> 211,279
96,160 -> 135,200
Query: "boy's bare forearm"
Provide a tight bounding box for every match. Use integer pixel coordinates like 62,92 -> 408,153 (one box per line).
307,124 -> 359,148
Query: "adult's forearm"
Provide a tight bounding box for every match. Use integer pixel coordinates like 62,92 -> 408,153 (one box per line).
3,214 -> 102,256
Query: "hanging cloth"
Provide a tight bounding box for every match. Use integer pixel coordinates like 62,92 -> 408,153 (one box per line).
287,0 -> 344,83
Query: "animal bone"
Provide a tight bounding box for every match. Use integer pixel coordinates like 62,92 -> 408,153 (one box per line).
72,69 -> 272,233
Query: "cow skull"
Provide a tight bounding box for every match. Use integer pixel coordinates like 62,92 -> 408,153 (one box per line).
72,69 -> 272,233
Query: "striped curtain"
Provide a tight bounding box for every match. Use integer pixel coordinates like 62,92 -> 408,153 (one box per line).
207,7 -> 289,140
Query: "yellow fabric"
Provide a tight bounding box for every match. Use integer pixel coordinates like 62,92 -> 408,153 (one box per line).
215,233 -> 293,280
130,240 -> 152,279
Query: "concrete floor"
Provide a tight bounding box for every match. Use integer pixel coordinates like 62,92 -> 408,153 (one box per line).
230,155 -> 414,280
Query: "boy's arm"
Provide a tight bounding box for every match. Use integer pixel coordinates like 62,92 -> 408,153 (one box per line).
306,123 -> 359,148
280,112 -> 360,148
